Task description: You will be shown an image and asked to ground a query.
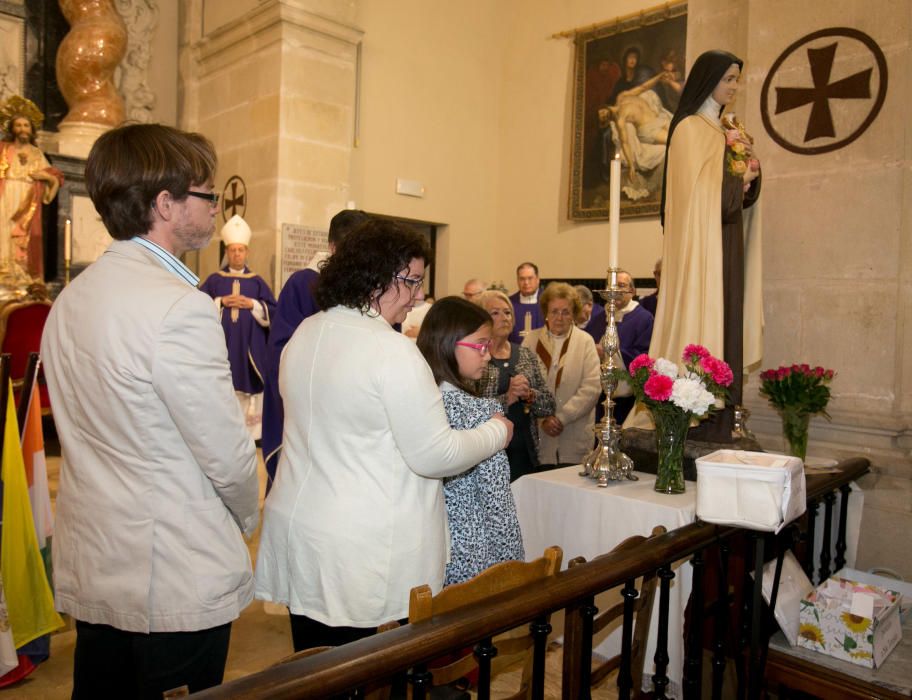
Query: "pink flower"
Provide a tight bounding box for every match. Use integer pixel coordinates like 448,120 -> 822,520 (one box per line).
629,354 -> 655,374
725,129 -> 741,146
824,369 -> 835,380
682,344 -> 711,363
814,367 -> 825,378
700,356 -> 734,387
644,374 -> 674,402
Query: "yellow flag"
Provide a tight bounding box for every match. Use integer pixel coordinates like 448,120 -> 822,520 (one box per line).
0,381 -> 64,648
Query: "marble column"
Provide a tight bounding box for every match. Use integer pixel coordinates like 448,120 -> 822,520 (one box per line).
55,0 -> 127,158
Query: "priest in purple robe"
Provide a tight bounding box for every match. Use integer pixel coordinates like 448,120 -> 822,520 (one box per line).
200,215 -> 276,440
508,262 -> 545,343
261,209 -> 370,487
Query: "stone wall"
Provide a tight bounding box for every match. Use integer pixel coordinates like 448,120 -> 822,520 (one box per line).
692,0 -> 912,577
181,0 -> 360,287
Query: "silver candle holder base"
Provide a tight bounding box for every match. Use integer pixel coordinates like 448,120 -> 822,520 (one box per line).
581,267 -> 637,487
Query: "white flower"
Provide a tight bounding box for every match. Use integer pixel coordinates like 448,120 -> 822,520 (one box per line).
654,358 -> 679,379
671,376 -> 715,416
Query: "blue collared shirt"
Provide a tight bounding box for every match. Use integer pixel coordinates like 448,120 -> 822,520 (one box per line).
131,236 -> 200,287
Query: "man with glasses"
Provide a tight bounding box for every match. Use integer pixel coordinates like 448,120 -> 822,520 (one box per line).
615,269 -> 654,368
200,215 -> 277,440
462,278 -> 486,302
41,124 -> 258,697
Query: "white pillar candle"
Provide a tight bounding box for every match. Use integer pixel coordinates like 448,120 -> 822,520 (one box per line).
609,154 -> 620,268
64,219 -> 72,263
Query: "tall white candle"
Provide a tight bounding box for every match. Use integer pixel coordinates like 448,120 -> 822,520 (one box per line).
64,219 -> 72,263
609,154 -> 620,267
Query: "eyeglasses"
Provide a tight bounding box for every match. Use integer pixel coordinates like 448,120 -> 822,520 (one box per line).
186,190 -> 220,206
395,275 -> 424,295
456,340 -> 492,355
547,308 -> 573,318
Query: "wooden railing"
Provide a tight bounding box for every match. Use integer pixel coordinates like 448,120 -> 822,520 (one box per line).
194,458 -> 870,700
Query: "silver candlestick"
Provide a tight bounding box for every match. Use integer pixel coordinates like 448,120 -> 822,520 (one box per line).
581,267 -> 637,486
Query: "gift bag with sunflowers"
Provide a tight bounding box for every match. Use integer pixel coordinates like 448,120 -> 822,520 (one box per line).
798,577 -> 902,668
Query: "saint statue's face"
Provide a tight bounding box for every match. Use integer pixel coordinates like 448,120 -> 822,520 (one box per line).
11,117 -> 33,144
712,64 -> 741,107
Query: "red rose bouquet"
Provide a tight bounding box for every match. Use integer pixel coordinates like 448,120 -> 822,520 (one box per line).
759,364 -> 835,460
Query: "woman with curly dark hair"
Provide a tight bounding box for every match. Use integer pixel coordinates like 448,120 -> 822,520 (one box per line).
254,220 -> 512,650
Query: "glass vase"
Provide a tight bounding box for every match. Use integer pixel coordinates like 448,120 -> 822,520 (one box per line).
652,409 -> 690,494
780,408 -> 810,461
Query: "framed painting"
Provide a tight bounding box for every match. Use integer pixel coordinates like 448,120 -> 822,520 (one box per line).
569,2 -> 687,220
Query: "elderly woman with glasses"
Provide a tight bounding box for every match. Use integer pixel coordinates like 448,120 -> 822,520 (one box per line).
255,220 -> 512,651
475,289 -> 555,481
521,282 -> 601,466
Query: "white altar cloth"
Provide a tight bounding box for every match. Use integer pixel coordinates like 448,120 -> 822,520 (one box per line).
512,467 -> 696,697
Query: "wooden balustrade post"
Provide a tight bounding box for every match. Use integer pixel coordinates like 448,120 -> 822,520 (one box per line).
683,548 -> 705,699
561,596 -> 595,699
618,578 -> 639,699
835,484 -> 851,572
474,637 -> 497,700
651,565 -> 675,699
819,491 -> 836,581
529,617 -> 551,699
804,499 -> 819,582
408,663 -> 431,700
711,541 -> 730,700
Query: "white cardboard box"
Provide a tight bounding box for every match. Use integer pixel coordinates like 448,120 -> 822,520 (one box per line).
695,450 -> 806,533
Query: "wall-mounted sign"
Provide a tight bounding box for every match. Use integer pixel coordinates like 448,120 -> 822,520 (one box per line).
279,223 -> 326,291
760,28 -> 887,155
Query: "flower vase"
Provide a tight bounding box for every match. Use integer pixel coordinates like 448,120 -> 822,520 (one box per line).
652,409 -> 689,494
780,408 -> 810,461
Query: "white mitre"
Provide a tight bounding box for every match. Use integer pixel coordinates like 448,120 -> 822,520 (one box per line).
221,214 -> 251,247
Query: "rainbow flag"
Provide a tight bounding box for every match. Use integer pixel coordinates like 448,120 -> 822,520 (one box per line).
0,379 -> 64,650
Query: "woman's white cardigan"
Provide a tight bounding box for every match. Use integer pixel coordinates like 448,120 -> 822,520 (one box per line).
255,306 -> 507,626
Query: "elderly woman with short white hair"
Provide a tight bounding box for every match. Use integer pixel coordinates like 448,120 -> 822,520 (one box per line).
521,282 -> 601,466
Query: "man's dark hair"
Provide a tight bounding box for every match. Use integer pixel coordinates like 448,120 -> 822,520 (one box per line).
516,262 -> 539,276
315,219 -> 432,312
417,296 -> 492,395
85,123 -> 217,240
328,209 -> 370,246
